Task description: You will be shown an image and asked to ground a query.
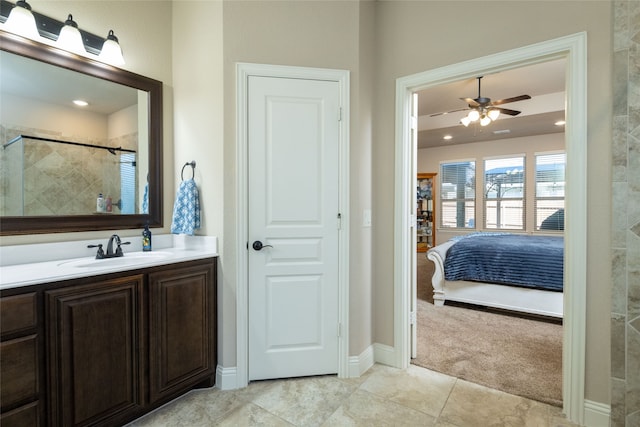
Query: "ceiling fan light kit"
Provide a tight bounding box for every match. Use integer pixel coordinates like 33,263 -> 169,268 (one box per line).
458,76 -> 531,127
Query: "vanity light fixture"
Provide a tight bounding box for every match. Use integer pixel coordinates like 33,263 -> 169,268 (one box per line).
0,0 -> 125,66
57,14 -> 85,55
3,0 -> 38,39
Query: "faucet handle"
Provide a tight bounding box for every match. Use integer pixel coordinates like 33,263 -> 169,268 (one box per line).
87,243 -> 104,259
115,241 -> 131,257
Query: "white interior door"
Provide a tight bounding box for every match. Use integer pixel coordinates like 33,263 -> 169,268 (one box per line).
248,75 -> 340,381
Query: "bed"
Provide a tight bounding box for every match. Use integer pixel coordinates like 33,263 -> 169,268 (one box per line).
426,233 -> 564,318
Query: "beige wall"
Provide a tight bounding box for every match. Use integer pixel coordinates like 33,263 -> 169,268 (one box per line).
1,0 -> 618,410
372,0 -> 611,405
171,0 -> 226,363
221,0 -> 374,363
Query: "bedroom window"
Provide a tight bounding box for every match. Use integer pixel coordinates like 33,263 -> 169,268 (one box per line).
483,156 -> 525,230
440,161 -> 475,228
535,152 -> 566,231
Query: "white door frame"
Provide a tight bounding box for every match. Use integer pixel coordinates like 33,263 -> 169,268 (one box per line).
393,33 -> 587,424
236,63 -> 350,388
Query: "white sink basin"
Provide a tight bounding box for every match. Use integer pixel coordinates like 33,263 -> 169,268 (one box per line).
57,251 -> 172,268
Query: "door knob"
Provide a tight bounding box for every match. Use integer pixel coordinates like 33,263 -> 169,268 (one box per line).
252,240 -> 273,251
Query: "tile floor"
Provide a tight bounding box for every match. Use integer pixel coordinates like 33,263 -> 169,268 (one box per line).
128,364 -> 580,426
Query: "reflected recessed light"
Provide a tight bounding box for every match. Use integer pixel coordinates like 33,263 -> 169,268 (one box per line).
443,135 -> 453,140
73,99 -> 89,107
555,120 -> 566,126
493,129 -> 511,135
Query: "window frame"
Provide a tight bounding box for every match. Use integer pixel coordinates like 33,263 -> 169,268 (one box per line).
482,155 -> 526,230
439,159 -> 476,230
534,151 -> 566,232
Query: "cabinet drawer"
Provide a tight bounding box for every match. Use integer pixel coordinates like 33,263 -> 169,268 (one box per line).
0,401 -> 40,427
0,334 -> 39,411
0,293 -> 37,336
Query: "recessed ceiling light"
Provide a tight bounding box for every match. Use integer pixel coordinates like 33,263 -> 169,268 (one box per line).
443,135 -> 453,140
73,99 -> 89,107
493,129 -> 511,135
555,120 -> 566,126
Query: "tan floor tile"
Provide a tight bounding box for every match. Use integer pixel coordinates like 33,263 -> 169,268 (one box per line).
128,387 -> 243,427
438,379 -> 558,427
359,364 -> 456,417
249,375 -> 357,426
216,401 -> 294,426
322,389 -> 437,426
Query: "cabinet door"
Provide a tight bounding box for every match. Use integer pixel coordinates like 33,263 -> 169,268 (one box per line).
46,275 -> 144,427
148,261 -> 216,403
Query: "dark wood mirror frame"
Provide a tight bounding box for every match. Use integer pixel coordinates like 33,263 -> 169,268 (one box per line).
0,30 -> 163,235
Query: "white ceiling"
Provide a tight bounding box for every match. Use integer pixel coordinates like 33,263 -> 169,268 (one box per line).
1,49 -> 137,115
417,58 -> 566,149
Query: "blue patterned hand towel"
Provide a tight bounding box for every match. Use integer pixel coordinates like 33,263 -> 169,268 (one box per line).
170,178 -> 201,235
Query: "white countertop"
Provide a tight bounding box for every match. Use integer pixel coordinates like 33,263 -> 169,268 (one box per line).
0,235 -> 218,290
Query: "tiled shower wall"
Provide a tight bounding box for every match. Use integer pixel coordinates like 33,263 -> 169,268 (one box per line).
611,1 -> 640,426
0,126 -> 137,216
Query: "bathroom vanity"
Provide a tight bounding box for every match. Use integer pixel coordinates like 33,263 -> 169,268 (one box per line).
0,238 -> 217,427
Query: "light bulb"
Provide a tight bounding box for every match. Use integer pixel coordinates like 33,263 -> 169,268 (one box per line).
57,14 -> 86,55
480,115 -> 492,126
460,116 -> 471,127
4,0 -> 39,40
488,109 -> 500,121
99,30 -> 125,66
467,109 -> 480,121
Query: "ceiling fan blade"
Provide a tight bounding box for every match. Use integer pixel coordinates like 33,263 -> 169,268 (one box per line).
461,97 -> 480,107
491,94 -> 531,106
429,107 -> 468,117
493,107 -> 522,116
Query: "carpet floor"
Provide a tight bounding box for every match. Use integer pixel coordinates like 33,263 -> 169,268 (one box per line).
412,256 -> 563,407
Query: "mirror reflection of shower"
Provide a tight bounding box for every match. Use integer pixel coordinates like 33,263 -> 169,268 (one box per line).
0,134 -> 137,216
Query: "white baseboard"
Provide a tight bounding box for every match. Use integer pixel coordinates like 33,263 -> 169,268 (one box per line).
583,399 -> 610,427
216,365 -> 238,390
348,345 -> 374,377
373,343 -> 397,367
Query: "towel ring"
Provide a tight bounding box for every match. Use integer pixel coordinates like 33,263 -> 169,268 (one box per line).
181,161 -> 196,181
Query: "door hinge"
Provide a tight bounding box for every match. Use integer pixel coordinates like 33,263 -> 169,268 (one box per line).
337,213 -> 342,230
338,107 -> 343,122
410,214 -> 416,229
409,311 -> 417,325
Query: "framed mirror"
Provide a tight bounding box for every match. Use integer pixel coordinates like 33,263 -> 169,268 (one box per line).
0,30 -> 163,235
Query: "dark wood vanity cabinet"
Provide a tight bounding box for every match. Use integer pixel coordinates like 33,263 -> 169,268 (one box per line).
46,275 -> 145,426
0,257 -> 217,427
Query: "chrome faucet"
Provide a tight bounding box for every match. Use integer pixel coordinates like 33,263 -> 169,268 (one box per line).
88,234 -> 131,259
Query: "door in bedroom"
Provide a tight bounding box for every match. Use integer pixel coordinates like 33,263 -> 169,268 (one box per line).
247,75 -> 341,381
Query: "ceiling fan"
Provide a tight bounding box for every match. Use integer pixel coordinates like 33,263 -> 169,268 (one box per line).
429,76 -> 531,127
458,76 -> 531,126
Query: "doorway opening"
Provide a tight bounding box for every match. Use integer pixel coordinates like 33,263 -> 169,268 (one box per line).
411,59 -> 566,407
393,33 -> 587,424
